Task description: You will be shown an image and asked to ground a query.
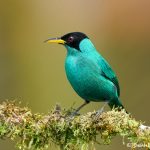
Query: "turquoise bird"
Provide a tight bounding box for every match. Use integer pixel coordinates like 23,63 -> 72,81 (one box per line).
46,32 -> 125,114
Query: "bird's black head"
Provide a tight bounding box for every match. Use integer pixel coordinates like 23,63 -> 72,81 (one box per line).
61,32 -> 88,51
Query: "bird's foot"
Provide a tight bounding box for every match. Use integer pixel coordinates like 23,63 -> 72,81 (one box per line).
64,108 -> 80,118
95,102 -> 108,117
64,110 -> 80,123
69,110 -> 80,118
95,108 -> 105,119
66,101 -> 89,118
96,107 -> 104,116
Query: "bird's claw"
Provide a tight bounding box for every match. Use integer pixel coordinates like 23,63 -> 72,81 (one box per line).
95,107 -> 104,117
69,111 -> 80,118
64,111 -> 80,123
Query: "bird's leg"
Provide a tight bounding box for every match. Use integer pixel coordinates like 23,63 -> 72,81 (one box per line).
70,100 -> 89,117
96,102 -> 108,116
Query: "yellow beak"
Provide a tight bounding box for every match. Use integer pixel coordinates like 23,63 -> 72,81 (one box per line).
45,38 -> 66,44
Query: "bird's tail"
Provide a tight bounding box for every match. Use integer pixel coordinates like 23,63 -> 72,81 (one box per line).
108,98 -> 127,112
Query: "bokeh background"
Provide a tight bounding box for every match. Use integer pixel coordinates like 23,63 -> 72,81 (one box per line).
0,0 -> 150,149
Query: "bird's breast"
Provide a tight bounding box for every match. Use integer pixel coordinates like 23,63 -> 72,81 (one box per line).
65,56 -> 106,100
65,56 -> 99,85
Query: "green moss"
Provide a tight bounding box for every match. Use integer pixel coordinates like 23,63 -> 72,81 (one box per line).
0,101 -> 149,150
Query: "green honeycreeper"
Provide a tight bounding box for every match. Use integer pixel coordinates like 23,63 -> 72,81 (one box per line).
46,32 -> 125,113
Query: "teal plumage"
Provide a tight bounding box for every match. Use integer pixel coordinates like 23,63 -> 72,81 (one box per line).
65,38 -> 123,109
46,32 -> 125,112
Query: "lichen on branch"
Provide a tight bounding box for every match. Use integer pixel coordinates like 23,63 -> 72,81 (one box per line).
0,101 -> 149,150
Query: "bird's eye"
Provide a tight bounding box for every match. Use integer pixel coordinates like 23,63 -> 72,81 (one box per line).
68,36 -> 74,43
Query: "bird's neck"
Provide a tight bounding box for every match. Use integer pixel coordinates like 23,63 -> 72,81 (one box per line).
79,39 -> 96,53
65,46 -> 78,56
65,38 -> 102,59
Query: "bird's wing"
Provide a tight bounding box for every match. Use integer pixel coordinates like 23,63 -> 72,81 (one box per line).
100,58 -> 120,96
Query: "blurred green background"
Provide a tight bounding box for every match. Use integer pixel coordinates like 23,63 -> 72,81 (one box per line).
0,0 -> 150,149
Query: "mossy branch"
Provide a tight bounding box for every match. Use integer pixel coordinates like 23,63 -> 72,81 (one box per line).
0,101 -> 149,150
